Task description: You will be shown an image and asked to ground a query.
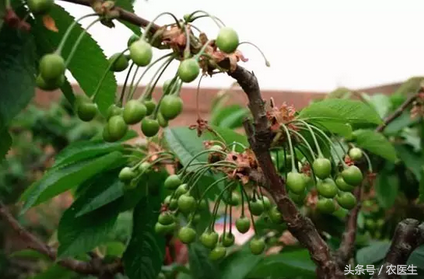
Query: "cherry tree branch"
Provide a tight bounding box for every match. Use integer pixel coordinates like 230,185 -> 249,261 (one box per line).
0,202 -> 122,276
375,93 -> 418,132
230,67 -> 343,279
373,219 -> 424,279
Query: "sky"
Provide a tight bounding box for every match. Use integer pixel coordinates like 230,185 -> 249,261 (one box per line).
60,0 -> 424,92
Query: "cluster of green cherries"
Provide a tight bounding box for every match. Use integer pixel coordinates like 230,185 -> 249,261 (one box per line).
35,8 -> 243,141
275,144 -> 365,213
154,173 -> 283,260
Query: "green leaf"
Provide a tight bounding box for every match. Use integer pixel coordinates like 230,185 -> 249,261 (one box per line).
220,246 -> 263,279
188,243 -> 221,279
219,108 -> 249,129
420,168 -> 424,203
105,241 -> 126,257
0,129 -> 12,162
53,134 -> 135,168
57,175 -> 121,258
384,112 -> 418,135
123,196 -> 166,279
59,75 -> 76,106
114,0 -> 142,36
0,23 -> 36,127
300,99 -> 383,125
21,151 -> 124,211
9,249 -> 50,261
247,249 -> 315,278
210,104 -> 249,129
362,93 -> 391,118
31,5 -> 117,114
76,171 -> 124,217
29,265 -> 76,279
395,145 -> 422,180
408,245 -> 424,268
356,241 -> 390,265
312,120 -> 352,138
375,171 -> 399,208
393,77 -> 424,95
352,129 -> 398,162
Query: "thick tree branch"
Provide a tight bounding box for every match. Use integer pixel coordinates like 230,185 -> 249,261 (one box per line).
0,202 -> 122,276
230,67 -> 343,279
374,219 -> 424,279
375,93 -> 418,132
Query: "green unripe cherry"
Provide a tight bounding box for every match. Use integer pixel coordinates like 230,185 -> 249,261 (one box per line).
174,184 -> 189,197
158,212 -> 175,225
177,194 -> 196,214
286,172 -> 306,194
342,166 -> 363,186
39,54 -> 66,81
220,232 -> 235,247
143,99 -> 156,116
335,175 -> 354,192
336,192 -> 357,210
235,216 -> 250,233
27,0 -> 54,14
249,238 -> 266,255
141,118 -> 160,137
164,174 -> 182,190
317,178 -> 338,198
249,199 -> 264,216
138,162 -> 151,173
129,40 -> 153,66
178,226 -> 196,244
349,148 -> 363,161
262,196 -> 272,210
119,167 -> 136,182
178,58 -> 200,83
108,115 -> 128,141
107,104 -> 123,120
109,53 -> 129,72
157,113 -> 168,128
127,34 -> 140,47
209,246 -> 226,261
200,231 -> 218,249
123,100 -> 147,124
76,99 -> 97,122
216,27 -> 239,53
225,191 -> 241,206
268,206 -> 283,224
160,95 -> 183,120
316,198 -> 336,214
312,158 -> 332,179
36,74 -> 64,91
155,222 -> 176,235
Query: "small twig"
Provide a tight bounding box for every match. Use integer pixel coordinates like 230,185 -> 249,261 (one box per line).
373,219 -> 424,279
375,94 -> 418,132
335,184 -> 362,268
0,202 -> 122,276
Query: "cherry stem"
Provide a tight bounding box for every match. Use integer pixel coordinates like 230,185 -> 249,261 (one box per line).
241,186 -> 258,235
210,182 -> 234,231
119,62 -> 136,105
307,124 -> 348,168
194,39 -> 214,61
183,25 -> 191,59
229,204 -> 233,234
196,74 -> 206,119
186,11 -> 225,28
295,120 -> 324,158
238,42 -> 270,67
56,13 -> 97,55
193,176 -> 228,217
129,53 -> 173,100
91,48 -> 128,102
226,141 -> 246,151
289,129 -> 317,160
126,65 -> 141,101
5,0 -> 10,8
362,151 -> 373,172
179,149 -> 229,176
223,203 -> 228,240
65,18 -> 101,67
240,184 -> 245,216
280,124 -> 297,173
141,12 -> 180,41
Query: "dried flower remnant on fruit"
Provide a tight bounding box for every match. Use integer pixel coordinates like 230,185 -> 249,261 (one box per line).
223,149 -> 259,184
162,24 -> 187,52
